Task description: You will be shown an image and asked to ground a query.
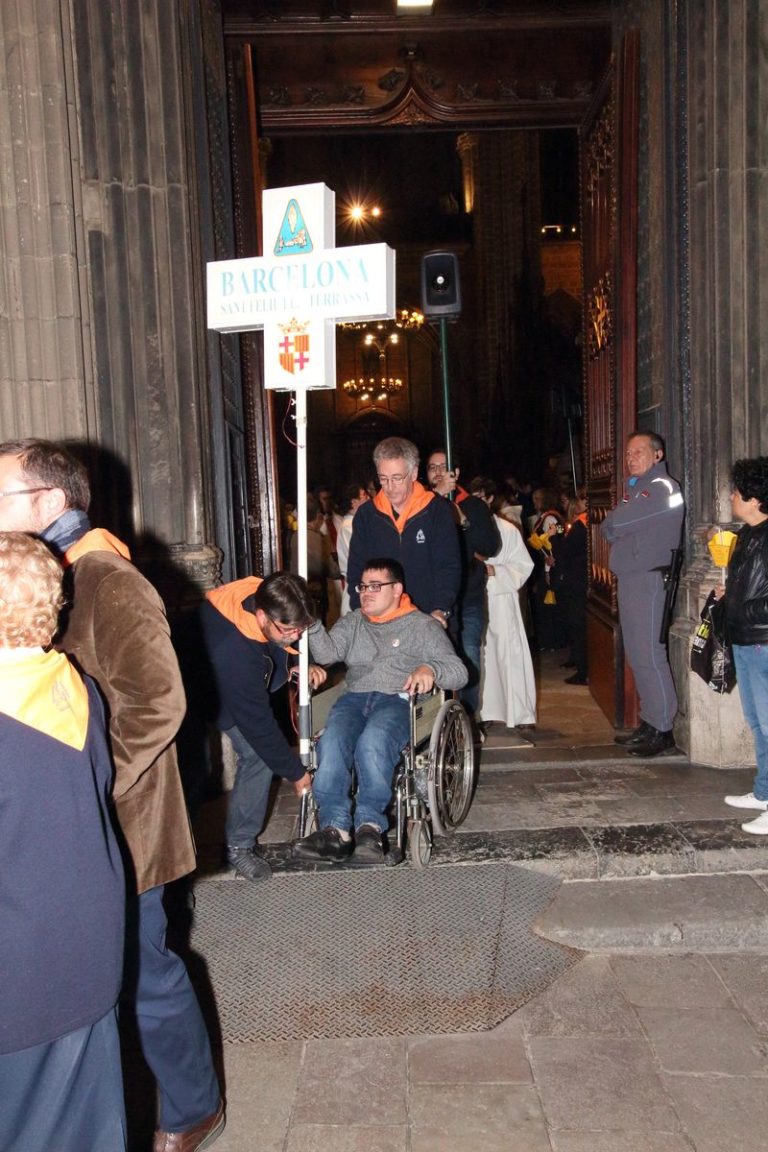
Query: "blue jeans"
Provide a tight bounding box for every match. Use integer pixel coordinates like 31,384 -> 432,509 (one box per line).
455,601 -> 485,716
314,691 -> 409,832
224,725 -> 273,847
733,644 -> 768,800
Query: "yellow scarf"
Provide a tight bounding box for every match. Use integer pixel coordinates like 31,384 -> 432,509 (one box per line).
0,649 -> 89,749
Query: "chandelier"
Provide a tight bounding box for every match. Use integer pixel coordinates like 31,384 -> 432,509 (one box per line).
340,308 -> 423,401
340,308 -> 425,334
342,376 -> 404,400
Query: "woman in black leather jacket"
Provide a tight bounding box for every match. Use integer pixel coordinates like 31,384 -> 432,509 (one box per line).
722,457 -> 768,833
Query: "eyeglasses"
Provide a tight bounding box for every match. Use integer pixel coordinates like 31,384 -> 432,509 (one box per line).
377,474 -> 410,486
355,581 -> 397,594
266,617 -> 307,638
0,486 -> 52,501
427,462 -> 447,472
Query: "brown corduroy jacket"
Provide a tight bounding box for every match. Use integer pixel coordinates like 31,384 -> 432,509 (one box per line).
57,548 -> 196,894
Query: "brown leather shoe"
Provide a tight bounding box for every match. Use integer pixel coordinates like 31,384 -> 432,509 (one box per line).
153,1100 -> 226,1152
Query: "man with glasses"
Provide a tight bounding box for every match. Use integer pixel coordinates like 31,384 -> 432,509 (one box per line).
294,558 -> 467,863
0,438 -> 225,1152
346,436 -> 461,628
191,571 -> 322,881
426,448 -> 500,719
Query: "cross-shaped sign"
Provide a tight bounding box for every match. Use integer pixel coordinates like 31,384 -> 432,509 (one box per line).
207,182 -> 396,390
207,182 -> 396,762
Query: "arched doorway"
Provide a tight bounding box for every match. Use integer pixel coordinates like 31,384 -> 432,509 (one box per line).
342,408 -> 405,491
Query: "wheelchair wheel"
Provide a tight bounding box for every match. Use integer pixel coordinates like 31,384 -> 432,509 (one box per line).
407,818 -> 432,869
427,700 -> 476,836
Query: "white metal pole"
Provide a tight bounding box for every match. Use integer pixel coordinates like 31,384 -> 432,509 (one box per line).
294,388 -> 311,765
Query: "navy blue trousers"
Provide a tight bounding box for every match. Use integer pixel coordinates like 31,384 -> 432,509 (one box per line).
0,1008 -> 126,1152
124,884 -> 220,1132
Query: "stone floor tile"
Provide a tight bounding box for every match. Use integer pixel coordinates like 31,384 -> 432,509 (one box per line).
576,762 -> 656,780
520,955 -> 643,1038
637,1006 -> 768,1075
662,1072 -> 768,1152
584,825 -> 694,879
293,1038 -> 406,1126
212,1042 -> 303,1152
407,1029 -> 532,1084
623,767 -> 752,797
459,800 -> 577,831
610,954 -> 732,1008
707,953 -> 768,1034
286,1125 -> 406,1152
534,874 -> 768,951
550,1132 -> 694,1152
409,1083 -> 551,1151
536,779 -> 635,800
593,798 -> 688,824
529,1037 -> 680,1132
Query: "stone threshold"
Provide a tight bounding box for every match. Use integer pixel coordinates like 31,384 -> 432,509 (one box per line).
238,819 -> 768,884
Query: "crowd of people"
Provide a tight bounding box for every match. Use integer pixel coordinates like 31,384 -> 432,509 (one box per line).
5,428 -> 767,1151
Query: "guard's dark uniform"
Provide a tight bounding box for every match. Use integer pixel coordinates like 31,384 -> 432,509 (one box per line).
601,460 -> 684,732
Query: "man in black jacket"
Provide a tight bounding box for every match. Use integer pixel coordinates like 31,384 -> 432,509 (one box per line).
184,573 -> 321,881
426,449 -> 500,717
347,437 -> 461,625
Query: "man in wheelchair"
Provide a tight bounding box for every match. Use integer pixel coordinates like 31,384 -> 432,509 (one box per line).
293,557 -> 467,864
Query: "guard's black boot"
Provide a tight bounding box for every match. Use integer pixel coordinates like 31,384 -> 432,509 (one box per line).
614,721 -> 652,747
627,727 -> 676,757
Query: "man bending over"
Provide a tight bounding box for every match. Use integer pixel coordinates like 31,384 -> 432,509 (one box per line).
294,557 -> 467,864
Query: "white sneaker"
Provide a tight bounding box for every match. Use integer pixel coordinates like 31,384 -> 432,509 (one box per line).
725,792 -> 768,810
741,811 -> 768,835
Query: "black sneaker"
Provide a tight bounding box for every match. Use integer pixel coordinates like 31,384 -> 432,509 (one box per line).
292,826 -> 352,861
354,823 -> 386,863
227,845 -> 272,882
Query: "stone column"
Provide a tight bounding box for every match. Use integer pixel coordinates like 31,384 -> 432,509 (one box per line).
671,0 -> 768,766
1,1 -> 222,599
0,0 -> 95,439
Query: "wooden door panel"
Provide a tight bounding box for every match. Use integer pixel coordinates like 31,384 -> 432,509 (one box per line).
581,30 -> 640,728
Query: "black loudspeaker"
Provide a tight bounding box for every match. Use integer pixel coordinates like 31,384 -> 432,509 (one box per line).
420,251 -> 462,317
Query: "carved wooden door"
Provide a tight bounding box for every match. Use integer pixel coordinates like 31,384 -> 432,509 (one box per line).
581,30 -> 640,728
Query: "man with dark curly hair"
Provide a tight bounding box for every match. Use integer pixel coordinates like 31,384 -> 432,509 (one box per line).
722,457 -> 768,833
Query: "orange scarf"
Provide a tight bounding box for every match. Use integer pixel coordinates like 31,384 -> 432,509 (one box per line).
366,592 -> 418,624
205,577 -> 301,653
63,528 -> 131,567
206,577 -> 267,641
373,481 -> 434,535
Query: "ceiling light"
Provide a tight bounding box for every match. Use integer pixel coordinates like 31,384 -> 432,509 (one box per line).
397,1 -> 433,8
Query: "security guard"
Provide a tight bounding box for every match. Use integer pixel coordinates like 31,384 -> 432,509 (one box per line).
601,431 -> 685,756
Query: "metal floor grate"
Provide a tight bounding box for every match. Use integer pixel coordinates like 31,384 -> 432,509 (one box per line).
188,861 -> 578,1043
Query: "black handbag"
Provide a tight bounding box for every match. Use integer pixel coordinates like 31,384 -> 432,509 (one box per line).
690,590 -> 736,693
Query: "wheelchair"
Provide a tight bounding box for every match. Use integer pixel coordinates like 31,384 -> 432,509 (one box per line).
297,682 -> 476,867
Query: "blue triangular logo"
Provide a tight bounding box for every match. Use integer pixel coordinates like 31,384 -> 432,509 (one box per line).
274,198 -> 313,255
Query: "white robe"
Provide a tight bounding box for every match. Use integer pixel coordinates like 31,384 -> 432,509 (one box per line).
479,515 -> 537,727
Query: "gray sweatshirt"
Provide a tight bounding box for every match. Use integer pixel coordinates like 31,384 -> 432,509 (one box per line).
308,607 -> 468,694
